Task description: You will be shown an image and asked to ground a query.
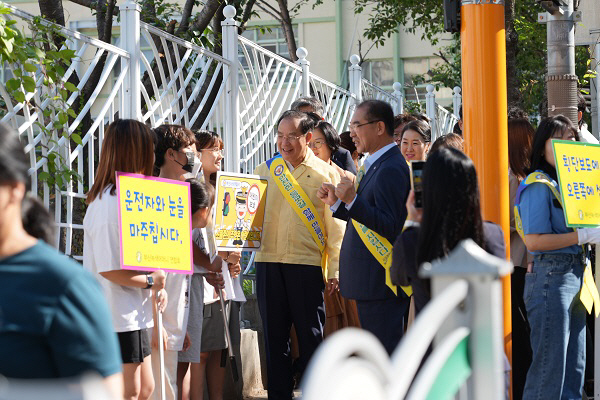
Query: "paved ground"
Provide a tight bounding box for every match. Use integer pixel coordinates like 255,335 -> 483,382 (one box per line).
244,389 -> 302,399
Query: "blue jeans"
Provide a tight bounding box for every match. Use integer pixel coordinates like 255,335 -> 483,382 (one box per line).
522,253 -> 586,400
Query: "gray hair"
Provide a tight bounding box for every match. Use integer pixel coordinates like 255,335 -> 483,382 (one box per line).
290,97 -> 324,117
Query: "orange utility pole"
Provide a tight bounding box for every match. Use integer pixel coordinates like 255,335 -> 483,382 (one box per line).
460,0 -> 512,396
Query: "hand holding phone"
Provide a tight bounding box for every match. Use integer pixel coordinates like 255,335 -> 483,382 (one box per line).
410,161 -> 425,209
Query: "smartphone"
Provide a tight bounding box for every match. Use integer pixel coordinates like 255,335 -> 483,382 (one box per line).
410,161 -> 426,208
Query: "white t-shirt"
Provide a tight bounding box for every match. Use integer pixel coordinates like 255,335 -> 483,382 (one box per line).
83,187 -> 153,332
579,123 -> 599,144
162,273 -> 190,351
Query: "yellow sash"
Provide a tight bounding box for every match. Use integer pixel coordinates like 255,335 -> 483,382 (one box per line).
351,165 -> 412,297
515,171 -> 600,316
267,156 -> 329,276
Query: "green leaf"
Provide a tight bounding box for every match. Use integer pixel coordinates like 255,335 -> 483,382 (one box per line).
38,171 -> 51,181
6,78 -> 20,91
67,108 -> 77,118
59,49 -> 76,60
13,91 -> 25,103
58,112 -> 68,125
71,133 -> 83,145
64,82 -> 78,92
22,75 -> 36,93
33,47 -> 44,58
24,63 -> 37,72
12,69 -> 22,78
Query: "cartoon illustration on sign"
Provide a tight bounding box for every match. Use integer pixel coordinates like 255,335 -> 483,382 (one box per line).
233,186 -> 251,245
213,172 -> 268,251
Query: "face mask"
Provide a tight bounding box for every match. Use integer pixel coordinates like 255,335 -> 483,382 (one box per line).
183,157 -> 203,180
175,150 -> 198,173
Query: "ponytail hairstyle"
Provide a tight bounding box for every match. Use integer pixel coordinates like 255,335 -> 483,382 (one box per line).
0,123 -> 55,243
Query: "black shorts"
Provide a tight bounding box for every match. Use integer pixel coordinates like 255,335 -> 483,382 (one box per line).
117,329 -> 151,364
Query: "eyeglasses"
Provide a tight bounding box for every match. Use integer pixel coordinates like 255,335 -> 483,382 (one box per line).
349,120 -> 381,131
201,148 -> 224,156
308,140 -> 325,149
276,133 -> 304,142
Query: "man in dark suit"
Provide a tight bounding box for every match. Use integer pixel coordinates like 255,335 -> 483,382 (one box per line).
317,99 -> 411,354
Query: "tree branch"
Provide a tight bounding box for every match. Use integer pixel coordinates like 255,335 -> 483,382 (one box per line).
189,0 -> 222,36
65,0 -> 118,16
255,3 -> 282,22
240,0 -> 258,30
176,0 -> 196,35
257,0 -> 282,18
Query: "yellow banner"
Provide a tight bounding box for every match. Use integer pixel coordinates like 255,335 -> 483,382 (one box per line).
117,172 -> 193,274
213,172 -> 268,251
351,220 -> 412,297
553,140 -> 600,227
267,156 -> 327,253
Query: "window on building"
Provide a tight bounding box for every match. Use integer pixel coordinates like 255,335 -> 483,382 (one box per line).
403,56 -> 452,104
241,25 -> 298,61
361,59 -> 394,88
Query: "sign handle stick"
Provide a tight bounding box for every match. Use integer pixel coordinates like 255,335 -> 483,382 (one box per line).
157,291 -> 166,400
219,291 -> 239,381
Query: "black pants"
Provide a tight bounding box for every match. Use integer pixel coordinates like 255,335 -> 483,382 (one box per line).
356,296 -> 410,355
256,262 -> 325,400
511,267 -> 532,400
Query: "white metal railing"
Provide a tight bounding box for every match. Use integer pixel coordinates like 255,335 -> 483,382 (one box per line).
362,78 -> 402,114
3,3 -> 428,259
236,34 -> 303,174
138,21 -> 230,134
309,72 -> 354,134
425,84 -> 460,141
1,3 -> 132,259
302,239 -> 511,400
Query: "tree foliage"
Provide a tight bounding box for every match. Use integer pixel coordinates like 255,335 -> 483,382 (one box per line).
355,0 -> 592,117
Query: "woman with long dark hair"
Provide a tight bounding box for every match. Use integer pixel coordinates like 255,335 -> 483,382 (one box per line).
391,147 -> 505,315
517,115 -> 600,399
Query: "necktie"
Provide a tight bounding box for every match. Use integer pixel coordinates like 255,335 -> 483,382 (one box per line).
355,165 -> 365,190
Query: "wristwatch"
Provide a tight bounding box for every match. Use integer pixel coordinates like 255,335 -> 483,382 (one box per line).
145,274 -> 154,289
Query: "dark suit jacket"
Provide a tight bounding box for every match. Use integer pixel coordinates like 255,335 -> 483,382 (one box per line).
331,148 -> 357,175
391,221 -> 506,315
333,145 -> 410,301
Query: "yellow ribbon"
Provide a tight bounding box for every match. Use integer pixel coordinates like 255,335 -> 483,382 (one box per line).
350,165 -> 412,297
268,156 -> 329,277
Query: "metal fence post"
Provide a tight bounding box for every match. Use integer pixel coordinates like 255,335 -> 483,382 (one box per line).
453,86 -> 462,117
348,54 -> 362,106
424,239 -> 511,400
425,84 -> 437,139
119,0 -> 141,120
296,47 -> 310,97
393,82 -> 404,115
222,5 -> 240,173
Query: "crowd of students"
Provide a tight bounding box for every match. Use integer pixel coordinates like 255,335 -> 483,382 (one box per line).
1,93 -> 600,400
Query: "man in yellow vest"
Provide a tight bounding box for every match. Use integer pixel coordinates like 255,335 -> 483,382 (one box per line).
254,110 -> 346,400
318,100 -> 411,354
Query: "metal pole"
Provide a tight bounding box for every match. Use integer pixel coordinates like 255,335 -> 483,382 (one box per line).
296,47 -> 310,98
157,291 -> 166,400
460,0 -> 512,396
119,0 -> 141,120
221,5 -> 240,173
348,54 -> 363,107
425,84 -> 437,140
544,0 -> 578,124
393,82 -> 404,115
453,86 -> 462,117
